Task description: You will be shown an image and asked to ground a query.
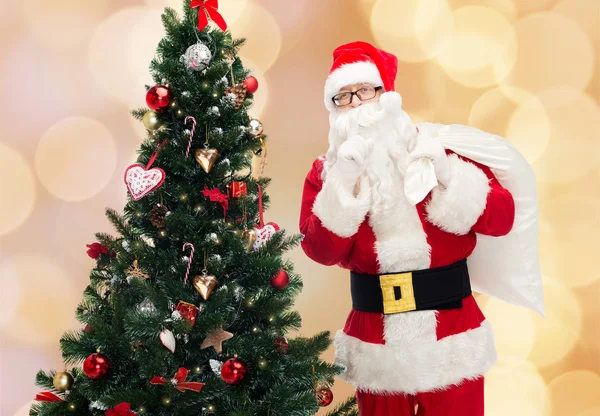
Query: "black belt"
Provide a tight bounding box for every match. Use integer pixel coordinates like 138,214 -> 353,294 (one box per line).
350,259 -> 471,314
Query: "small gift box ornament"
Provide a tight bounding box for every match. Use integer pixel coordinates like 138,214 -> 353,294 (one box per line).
227,181 -> 248,199
175,301 -> 200,326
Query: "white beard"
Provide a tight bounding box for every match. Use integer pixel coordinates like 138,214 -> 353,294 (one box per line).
324,102 -> 418,212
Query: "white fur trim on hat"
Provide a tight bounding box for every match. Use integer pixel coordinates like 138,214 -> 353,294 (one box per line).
324,61 -> 384,111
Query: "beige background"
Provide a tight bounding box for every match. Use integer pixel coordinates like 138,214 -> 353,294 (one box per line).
1,0 -> 599,415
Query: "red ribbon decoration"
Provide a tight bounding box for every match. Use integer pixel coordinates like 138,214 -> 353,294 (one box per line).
150,368 -> 204,393
106,403 -> 136,416
202,185 -> 229,218
190,0 -> 228,32
35,392 -> 64,402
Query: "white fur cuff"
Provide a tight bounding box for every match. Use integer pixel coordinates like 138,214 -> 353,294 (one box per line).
312,172 -> 370,238
425,154 -> 491,235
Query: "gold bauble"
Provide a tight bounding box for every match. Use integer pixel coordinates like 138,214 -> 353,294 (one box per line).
142,111 -> 162,131
53,371 -> 74,392
248,119 -> 264,137
242,229 -> 257,251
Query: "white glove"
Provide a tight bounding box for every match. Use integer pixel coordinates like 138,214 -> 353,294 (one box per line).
333,135 -> 370,186
407,133 -> 450,187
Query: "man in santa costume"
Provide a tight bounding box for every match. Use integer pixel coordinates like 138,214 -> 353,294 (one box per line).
299,41 -> 543,415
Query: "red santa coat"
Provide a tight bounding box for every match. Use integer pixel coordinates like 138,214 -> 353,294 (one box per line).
299,150 -> 515,395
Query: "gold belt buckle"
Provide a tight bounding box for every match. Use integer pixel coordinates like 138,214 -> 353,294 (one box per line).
380,272 -> 416,314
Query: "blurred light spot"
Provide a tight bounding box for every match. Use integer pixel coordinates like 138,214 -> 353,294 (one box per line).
229,3 -> 281,72
483,298 -> 535,359
531,90 -> 600,184
486,358 -> 548,416
540,193 -> 600,288
544,371 -> 600,416
35,117 -> 117,201
4,255 -> 77,347
0,255 -> 21,329
89,8 -> 164,107
20,0 -> 109,50
504,12 -> 594,95
397,61 -> 448,121
448,0 -> 517,21
514,0 -> 559,16
14,400 -> 36,416
437,6 -> 517,88
529,276 -> 582,367
370,0 -> 453,62
469,87 -> 550,164
553,0 -> 600,50
0,143 -> 36,235
238,56 -> 269,118
55,198 -> 127,268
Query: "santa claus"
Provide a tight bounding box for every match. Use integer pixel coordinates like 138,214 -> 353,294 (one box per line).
299,41 -> 542,416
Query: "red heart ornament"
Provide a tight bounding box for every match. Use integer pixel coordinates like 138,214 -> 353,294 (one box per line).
124,164 -> 166,201
252,222 -> 280,251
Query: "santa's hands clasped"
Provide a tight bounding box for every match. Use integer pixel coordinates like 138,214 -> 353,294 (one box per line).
407,132 -> 450,187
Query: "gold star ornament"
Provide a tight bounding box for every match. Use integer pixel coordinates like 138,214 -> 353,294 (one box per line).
200,327 -> 233,353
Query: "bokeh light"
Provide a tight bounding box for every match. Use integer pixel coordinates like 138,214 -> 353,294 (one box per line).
89,7 -> 165,107
397,61 -> 449,122
531,90 -> 600,184
486,358 -> 548,416
3,254 -> 78,347
370,0 -> 453,62
20,0 -> 109,50
528,276 -> 583,368
0,143 -> 36,235
35,117 -> 117,201
437,6 -> 517,88
539,192 -> 600,288
228,3 -> 281,72
503,12 -> 594,95
483,298 -> 535,359
13,400 -> 36,416
448,0 -> 517,21
54,196 -> 128,267
544,371 -> 600,416
0,255 -> 21,329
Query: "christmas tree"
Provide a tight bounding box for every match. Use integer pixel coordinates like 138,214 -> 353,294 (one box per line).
30,2 -> 357,415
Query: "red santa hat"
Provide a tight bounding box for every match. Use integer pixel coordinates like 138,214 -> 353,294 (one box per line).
324,41 -> 398,111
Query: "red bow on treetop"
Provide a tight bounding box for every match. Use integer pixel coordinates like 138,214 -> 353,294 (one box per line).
190,0 -> 228,32
105,403 -> 136,416
150,368 -> 205,393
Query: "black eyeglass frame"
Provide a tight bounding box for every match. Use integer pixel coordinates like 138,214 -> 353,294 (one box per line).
332,85 -> 384,107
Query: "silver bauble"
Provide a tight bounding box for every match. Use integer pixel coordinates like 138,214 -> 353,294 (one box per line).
180,42 -> 212,72
248,119 -> 264,137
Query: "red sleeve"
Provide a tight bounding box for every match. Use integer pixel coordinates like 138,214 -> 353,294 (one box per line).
299,158 -> 357,266
467,158 -> 516,237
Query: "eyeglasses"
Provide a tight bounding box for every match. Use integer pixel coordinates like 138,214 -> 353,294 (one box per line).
332,85 -> 383,107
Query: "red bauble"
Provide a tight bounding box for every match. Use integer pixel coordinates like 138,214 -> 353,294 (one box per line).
220,357 -> 248,385
316,387 -> 334,407
83,353 -> 111,380
243,76 -> 259,95
274,336 -> 289,354
270,269 -> 289,290
146,85 -> 173,112
175,301 -> 199,326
